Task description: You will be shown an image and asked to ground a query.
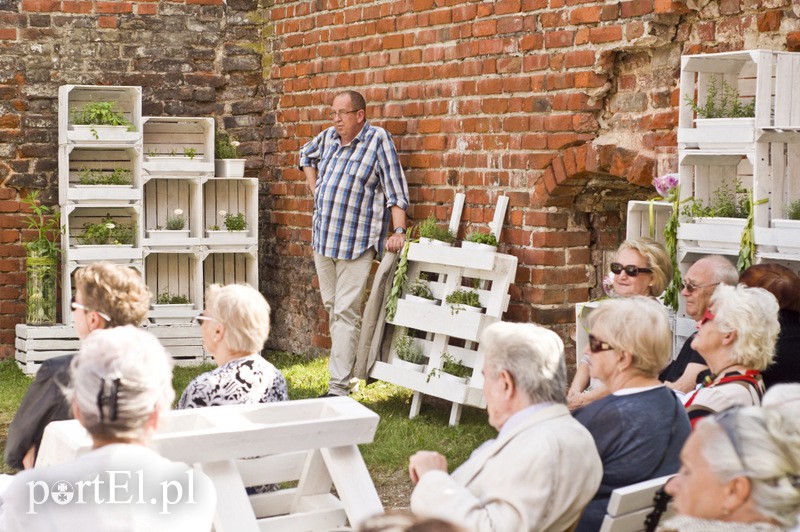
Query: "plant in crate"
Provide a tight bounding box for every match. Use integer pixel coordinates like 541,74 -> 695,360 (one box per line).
223,211 -> 247,232
427,352 -> 471,382
393,329 -> 425,367
79,214 -> 135,245
22,192 -> 62,325
155,292 -> 190,305
165,209 -> 186,231
215,131 -> 245,178
406,274 -> 434,301
70,101 -> 133,139
681,179 -> 750,219
182,147 -> 197,160
684,77 -> 755,119
418,214 -> 455,245
785,200 -> 800,221
78,167 -> 132,186
464,231 -> 497,246
444,288 -> 481,315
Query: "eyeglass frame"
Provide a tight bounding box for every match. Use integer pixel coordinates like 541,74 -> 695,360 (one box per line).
588,334 -> 614,353
328,109 -> 361,119
70,297 -> 111,322
680,280 -> 720,294
610,262 -> 653,277
194,314 -> 219,325
699,308 -> 716,326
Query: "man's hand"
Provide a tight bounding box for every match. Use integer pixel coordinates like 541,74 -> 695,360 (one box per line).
386,233 -> 406,252
409,450 -> 448,485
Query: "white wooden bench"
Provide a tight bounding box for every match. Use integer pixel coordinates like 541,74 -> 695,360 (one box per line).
37,397 -> 384,531
600,475 -> 675,532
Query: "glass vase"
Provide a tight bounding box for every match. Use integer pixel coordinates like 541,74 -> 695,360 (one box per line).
26,252 -> 57,325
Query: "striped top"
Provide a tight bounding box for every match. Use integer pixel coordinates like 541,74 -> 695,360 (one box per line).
299,122 -> 409,260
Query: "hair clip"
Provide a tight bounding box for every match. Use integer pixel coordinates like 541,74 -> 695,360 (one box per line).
96,376 -> 121,423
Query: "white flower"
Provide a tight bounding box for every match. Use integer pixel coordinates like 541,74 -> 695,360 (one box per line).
218,210 -> 227,217
488,222 -> 496,231
230,140 -> 240,147
105,223 -> 115,229
174,208 -> 183,216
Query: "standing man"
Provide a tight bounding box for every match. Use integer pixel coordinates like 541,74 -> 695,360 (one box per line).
299,90 -> 409,397
659,255 -> 739,392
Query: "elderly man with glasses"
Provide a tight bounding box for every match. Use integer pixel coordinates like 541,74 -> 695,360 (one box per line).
5,262 -> 151,470
659,255 -> 739,393
299,90 -> 410,397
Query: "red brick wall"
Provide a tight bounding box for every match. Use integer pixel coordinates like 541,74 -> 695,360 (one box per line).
263,0 -> 800,360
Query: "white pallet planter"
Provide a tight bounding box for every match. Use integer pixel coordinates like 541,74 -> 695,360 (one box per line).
145,251 -> 204,325
58,85 -> 142,145
62,204 -> 143,263
203,248 -> 259,288
625,200 -> 673,246
203,177 -> 258,245
142,116 -> 215,176
60,261 -> 146,328
143,176 -> 203,243
58,145 -> 141,205
37,399 -> 383,531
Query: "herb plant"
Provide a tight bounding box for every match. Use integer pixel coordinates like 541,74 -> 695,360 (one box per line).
215,131 -> 241,159
393,329 -> 425,365
183,147 -> 197,159
22,191 -> 62,258
465,231 -> 497,246
785,199 -> 800,221
685,77 -> 755,119
681,179 -> 750,219
77,167 -> 132,186
79,214 -> 135,245
407,275 -> 434,300
445,288 -> 481,314
223,212 -> 246,231
441,353 -> 472,378
165,209 -> 186,230
70,101 -> 133,139
155,292 -> 190,305
419,214 -> 455,243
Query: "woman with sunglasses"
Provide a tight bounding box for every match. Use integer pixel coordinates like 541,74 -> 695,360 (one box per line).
568,238 -> 673,410
178,283 -> 288,409
685,284 -> 780,428
662,384 -> 800,531
572,296 -> 691,531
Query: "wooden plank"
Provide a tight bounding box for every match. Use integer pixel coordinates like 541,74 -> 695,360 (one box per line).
201,460 -> 260,532
607,475 -> 674,516
448,193 -> 465,234
321,445 -> 383,527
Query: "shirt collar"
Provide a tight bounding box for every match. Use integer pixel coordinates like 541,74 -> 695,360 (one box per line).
332,121 -> 370,145
498,401 -> 556,437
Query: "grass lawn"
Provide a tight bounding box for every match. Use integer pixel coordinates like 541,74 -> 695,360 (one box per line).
0,352 -> 494,510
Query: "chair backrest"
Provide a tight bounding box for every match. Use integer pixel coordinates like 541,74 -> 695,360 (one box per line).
600,475 -> 676,532
38,397 -> 384,532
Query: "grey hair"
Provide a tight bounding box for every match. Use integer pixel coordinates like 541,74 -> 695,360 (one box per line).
205,283 -> 271,353
617,238 -> 673,297
65,326 -> 174,443
697,384 -> 800,529
588,296 -> 672,377
480,322 -> 567,404
336,90 -> 366,111
709,284 -> 780,370
699,255 -> 740,286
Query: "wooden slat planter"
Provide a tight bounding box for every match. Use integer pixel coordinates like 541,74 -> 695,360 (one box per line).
203,177 -> 258,246
58,85 -> 142,145
142,116 -> 214,176
58,145 -> 142,205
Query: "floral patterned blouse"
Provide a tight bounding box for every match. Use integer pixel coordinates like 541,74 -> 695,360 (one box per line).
178,354 -> 288,409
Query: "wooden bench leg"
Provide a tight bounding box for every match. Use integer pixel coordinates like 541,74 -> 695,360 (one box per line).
409,391 -> 422,419
449,402 -> 463,426
321,446 -> 384,528
200,459 -> 259,532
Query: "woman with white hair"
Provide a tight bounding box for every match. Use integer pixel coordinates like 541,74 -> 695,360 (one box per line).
179,283 -> 288,408
662,384 -> 800,531
685,284 -> 780,428
573,296 -> 691,531
3,326 -> 215,531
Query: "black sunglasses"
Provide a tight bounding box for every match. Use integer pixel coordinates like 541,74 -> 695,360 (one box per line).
588,334 -> 613,353
610,262 -> 653,277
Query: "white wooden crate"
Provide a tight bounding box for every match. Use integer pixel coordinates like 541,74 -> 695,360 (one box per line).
626,201 -> 673,246
142,116 -> 215,176
203,178 -> 258,245
203,249 -> 258,288
145,252 -> 203,324
62,204 -> 144,263
38,399 -> 383,531
143,176 -> 203,243
58,145 -> 142,205
58,85 -> 142,145
60,261 -> 145,328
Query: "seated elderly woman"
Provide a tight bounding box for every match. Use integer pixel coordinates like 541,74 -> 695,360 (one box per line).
179,283 -> 288,408
663,384 -> 800,531
573,296 -> 691,532
3,326 -> 215,530
685,284 -> 780,428
739,264 -> 800,388
568,237 -> 673,410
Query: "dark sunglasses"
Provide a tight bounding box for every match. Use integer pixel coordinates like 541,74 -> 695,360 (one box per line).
680,281 -> 720,294
588,334 -> 613,353
610,262 -> 652,277
699,308 -> 715,326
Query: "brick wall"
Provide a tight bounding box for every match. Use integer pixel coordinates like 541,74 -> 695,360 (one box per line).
264,0 -> 800,361
0,0 -> 270,358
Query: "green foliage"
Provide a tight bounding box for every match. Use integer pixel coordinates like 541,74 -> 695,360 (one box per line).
223,212 -> 246,231
208,225 -> 220,231
406,275 -> 433,300
445,288 -> 481,314
79,214 -> 135,245
441,353 -> 472,378
661,193 -> 682,312
165,212 -> 186,231
785,199 -> 800,221
681,179 -> 750,219
155,292 -> 190,305
465,231 -> 497,246
393,329 -> 425,364
685,77 -> 755,119
70,101 -> 133,139
22,191 -> 61,258
215,131 -> 241,159
386,238 -> 411,321
77,167 -> 132,186
737,191 -> 769,272
183,147 -> 197,159
418,215 -> 455,243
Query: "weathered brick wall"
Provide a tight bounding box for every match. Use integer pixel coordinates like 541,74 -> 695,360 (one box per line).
263,0 -> 800,360
0,0 -> 270,358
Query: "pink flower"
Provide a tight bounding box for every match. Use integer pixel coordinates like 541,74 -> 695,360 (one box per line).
653,173 -> 679,199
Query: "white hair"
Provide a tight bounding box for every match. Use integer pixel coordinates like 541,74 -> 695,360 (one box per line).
480,322 -> 567,404
205,283 -> 271,353
697,384 -> 800,528
66,325 -> 174,442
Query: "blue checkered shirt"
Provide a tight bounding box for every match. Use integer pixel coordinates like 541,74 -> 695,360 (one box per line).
299,122 -> 409,260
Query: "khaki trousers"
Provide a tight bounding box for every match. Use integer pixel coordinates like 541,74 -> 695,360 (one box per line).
313,249 -> 376,395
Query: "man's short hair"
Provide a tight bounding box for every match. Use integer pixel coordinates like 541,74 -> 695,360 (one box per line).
337,90 -> 366,111
480,322 -> 567,404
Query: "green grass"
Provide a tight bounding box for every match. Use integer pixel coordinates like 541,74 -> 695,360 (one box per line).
1,353 -> 494,507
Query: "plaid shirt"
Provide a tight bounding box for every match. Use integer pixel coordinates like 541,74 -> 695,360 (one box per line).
299,122 -> 409,260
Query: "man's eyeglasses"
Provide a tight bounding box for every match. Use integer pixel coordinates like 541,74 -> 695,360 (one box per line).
194,314 -> 218,325
588,334 -> 613,353
328,109 -> 359,119
71,297 -> 111,322
680,280 -> 720,294
610,263 -> 653,277
699,308 -> 715,326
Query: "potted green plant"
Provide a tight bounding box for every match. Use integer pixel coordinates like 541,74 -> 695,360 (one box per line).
150,291 -> 195,324
444,288 -> 481,315
428,352 -> 472,384
147,209 -> 190,240
22,192 -> 61,325
405,274 -> 435,304
77,214 -> 136,246
462,230 -> 498,252
206,210 -> 248,239
215,131 -> 245,178
392,328 -> 426,372
418,214 -> 455,246
685,77 -> 755,150
70,101 -> 134,141
76,167 -> 132,186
